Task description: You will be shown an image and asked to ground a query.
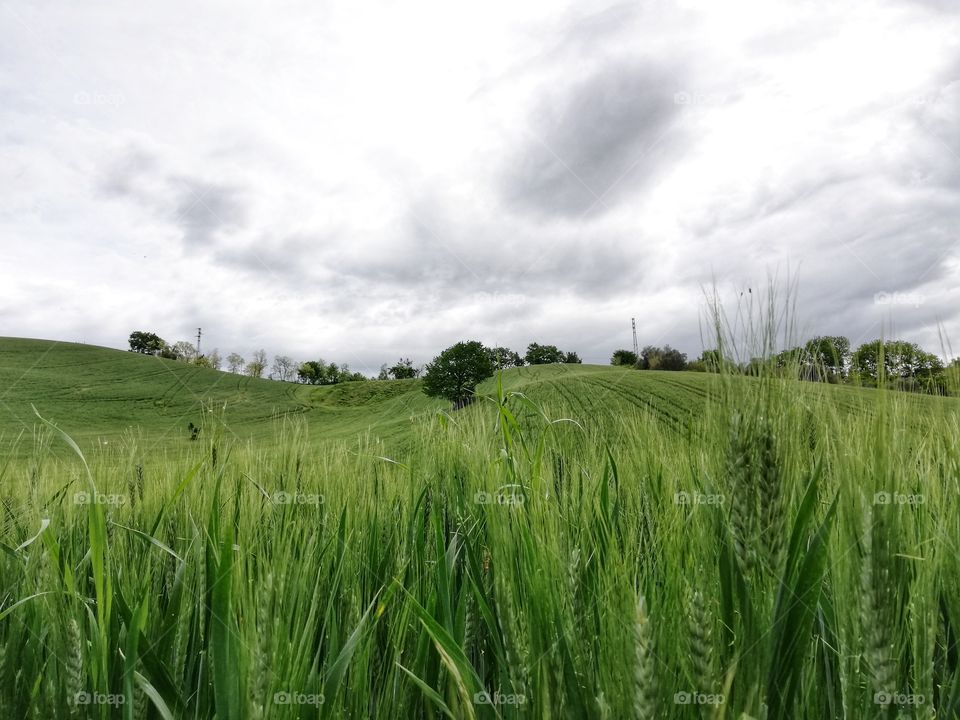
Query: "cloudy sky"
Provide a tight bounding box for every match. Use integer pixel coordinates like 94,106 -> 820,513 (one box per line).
1,0 -> 958,373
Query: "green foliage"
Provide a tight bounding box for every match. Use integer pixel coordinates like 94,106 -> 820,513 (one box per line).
169,340 -> 196,362
388,358 -> 420,379
639,345 -> 687,371
298,359 -> 365,385
2,349 -> 959,717
422,340 -> 495,405
128,331 -> 166,355
0,338 -> 442,457
805,335 -> 850,378
611,349 -> 639,366
851,339 -> 945,393
486,346 -> 525,369
525,343 -> 566,365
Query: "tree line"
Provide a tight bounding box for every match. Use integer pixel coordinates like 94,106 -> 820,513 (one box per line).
611,335 -> 959,395
128,331 -> 580,391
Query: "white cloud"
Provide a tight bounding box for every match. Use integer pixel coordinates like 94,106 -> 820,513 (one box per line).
1,0 -> 958,371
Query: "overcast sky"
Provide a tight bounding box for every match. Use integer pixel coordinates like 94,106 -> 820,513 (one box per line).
1,0 -> 958,373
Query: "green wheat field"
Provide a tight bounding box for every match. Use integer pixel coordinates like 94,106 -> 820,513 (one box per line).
2,337 -> 959,718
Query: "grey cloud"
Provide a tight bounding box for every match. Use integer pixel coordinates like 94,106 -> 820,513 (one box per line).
99,145 -> 160,199
213,233 -> 328,282
170,178 -> 246,248
97,144 -> 249,247
501,60 -> 685,219
895,0 -> 960,13
320,190 -> 645,307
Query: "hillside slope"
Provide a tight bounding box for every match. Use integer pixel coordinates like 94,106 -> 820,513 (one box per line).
0,338 -> 439,455
2,337 -> 957,457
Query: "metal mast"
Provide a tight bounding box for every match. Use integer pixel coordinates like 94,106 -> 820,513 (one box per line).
631,318 -> 639,356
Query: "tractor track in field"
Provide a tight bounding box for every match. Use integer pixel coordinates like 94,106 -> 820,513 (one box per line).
548,379 -> 590,417
651,375 -> 713,401
631,382 -> 702,418
585,377 -> 687,432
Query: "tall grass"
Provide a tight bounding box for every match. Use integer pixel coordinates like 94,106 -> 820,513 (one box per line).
2,323 -> 959,717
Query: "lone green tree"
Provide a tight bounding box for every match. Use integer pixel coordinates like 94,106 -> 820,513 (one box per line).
388,358 -> 419,379
611,349 -> 638,366
422,341 -> 494,408
128,331 -> 167,355
525,343 -> 565,365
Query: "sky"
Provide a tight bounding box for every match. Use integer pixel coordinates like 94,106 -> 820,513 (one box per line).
1,0 -> 958,374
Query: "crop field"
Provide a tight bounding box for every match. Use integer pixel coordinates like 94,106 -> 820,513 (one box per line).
3,339 -> 960,718
0,339 -> 442,458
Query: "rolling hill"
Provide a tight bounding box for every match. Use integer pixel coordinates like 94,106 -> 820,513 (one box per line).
1,337 -> 957,458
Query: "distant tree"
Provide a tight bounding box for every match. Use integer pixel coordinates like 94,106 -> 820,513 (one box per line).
659,346 -> 687,371
337,364 -> 366,382
525,343 -> 565,365
194,355 -> 212,368
486,347 -> 524,370
297,359 -> 364,384
246,349 -> 268,378
804,336 -> 850,379
170,341 -> 197,362
298,360 -> 327,384
563,351 -> 582,364
639,345 -> 686,371
639,345 -> 662,370
377,364 -> 390,381
699,349 -> 724,373
744,356 -> 772,377
851,339 -> 945,392
388,358 -> 419,379
422,340 -> 495,407
227,353 -> 245,373
611,349 -> 639,367
948,358 -> 960,395
128,331 -> 167,355
207,348 -> 223,370
272,355 -> 297,382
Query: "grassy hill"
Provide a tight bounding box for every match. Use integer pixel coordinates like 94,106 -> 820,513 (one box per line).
2,337 -> 957,458
5,336 -> 960,717
0,338 -> 441,456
